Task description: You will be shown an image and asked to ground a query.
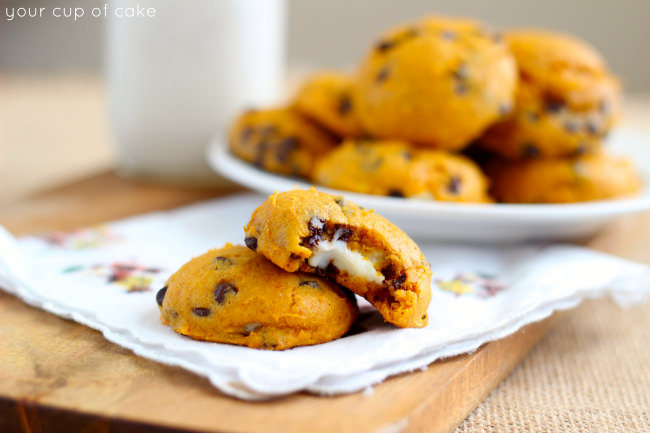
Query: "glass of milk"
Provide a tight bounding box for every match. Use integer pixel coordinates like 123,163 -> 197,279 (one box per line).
106,0 -> 287,184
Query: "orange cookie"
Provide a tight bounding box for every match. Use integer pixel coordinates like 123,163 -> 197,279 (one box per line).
244,189 -> 432,328
157,244 -> 358,350
228,107 -> 337,178
294,71 -> 365,138
485,152 -> 641,203
314,139 -> 491,202
479,30 -> 621,160
354,16 -> 517,150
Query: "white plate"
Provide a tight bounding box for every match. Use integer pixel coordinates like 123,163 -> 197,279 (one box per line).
207,128 -> 650,243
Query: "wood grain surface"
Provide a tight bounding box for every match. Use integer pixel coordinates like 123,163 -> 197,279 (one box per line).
0,171 -> 596,433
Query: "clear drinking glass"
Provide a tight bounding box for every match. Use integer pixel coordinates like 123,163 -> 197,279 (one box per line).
106,0 -> 287,184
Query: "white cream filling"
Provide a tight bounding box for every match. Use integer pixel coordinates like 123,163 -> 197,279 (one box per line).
308,239 -> 385,284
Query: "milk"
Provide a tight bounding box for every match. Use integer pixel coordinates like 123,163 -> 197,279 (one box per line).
106,0 -> 287,184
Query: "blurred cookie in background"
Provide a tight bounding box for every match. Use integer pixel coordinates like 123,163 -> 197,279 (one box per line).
485,152 -> 641,203
228,107 -> 338,178
294,71 -> 365,138
354,15 -> 517,150
314,139 -> 491,203
479,30 -> 621,160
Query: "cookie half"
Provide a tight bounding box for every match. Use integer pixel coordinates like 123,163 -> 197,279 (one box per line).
157,244 -> 359,350
244,189 -> 432,328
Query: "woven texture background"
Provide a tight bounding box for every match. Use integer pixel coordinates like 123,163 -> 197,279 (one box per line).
454,298 -> 650,432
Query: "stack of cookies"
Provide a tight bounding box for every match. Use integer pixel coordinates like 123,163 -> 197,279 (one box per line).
478,30 -> 641,203
156,189 -> 432,350
228,15 -> 642,204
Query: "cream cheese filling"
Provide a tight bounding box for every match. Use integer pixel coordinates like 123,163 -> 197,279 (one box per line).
308,239 -> 385,284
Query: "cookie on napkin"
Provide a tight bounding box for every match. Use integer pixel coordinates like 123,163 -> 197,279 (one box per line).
244,189 -> 432,328
157,244 -> 359,350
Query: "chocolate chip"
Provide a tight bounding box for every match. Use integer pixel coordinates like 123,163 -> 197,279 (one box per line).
391,273 -> 407,289
376,39 -> 395,52
192,307 -> 211,317
441,30 -> 456,40
213,256 -> 233,269
303,235 -> 321,248
564,121 -> 579,133
452,64 -> 470,96
334,226 -> 353,242
389,189 -> 405,198
573,142 -> 589,156
303,216 -> 326,248
308,216 -> 326,235
522,144 -> 540,159
545,99 -> 565,114
259,124 -> 277,136
448,176 -> 461,194
242,323 -> 261,336
585,121 -> 599,135
254,141 -> 268,168
599,100 -> 610,115
314,266 -> 327,277
453,64 -> 469,81
376,66 -> 390,83
299,280 -> 321,289
338,95 -> 352,115
381,263 -> 396,280
455,83 -> 468,96
325,262 -> 339,276
156,286 -> 167,307
499,102 -> 512,116
240,127 -> 254,142
244,236 -> 258,251
214,282 -> 238,304
405,27 -> 420,38
276,136 -> 298,163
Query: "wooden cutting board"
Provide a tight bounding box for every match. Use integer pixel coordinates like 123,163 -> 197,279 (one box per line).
0,170 -> 608,433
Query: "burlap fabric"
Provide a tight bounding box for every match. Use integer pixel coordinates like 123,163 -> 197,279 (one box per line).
455,298 -> 650,432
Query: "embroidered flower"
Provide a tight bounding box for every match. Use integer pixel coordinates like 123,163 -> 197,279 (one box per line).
40,226 -> 119,250
436,271 -> 506,298
62,261 -> 162,293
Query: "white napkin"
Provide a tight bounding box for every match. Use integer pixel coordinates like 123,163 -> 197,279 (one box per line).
0,193 -> 648,400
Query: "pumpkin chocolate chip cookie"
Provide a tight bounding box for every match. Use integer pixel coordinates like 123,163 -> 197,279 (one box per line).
157,244 -> 359,350
485,152 -> 641,203
228,107 -> 338,178
244,189 -> 432,328
354,15 -> 517,150
293,71 -> 365,138
479,29 -> 622,160
313,139 -> 491,202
